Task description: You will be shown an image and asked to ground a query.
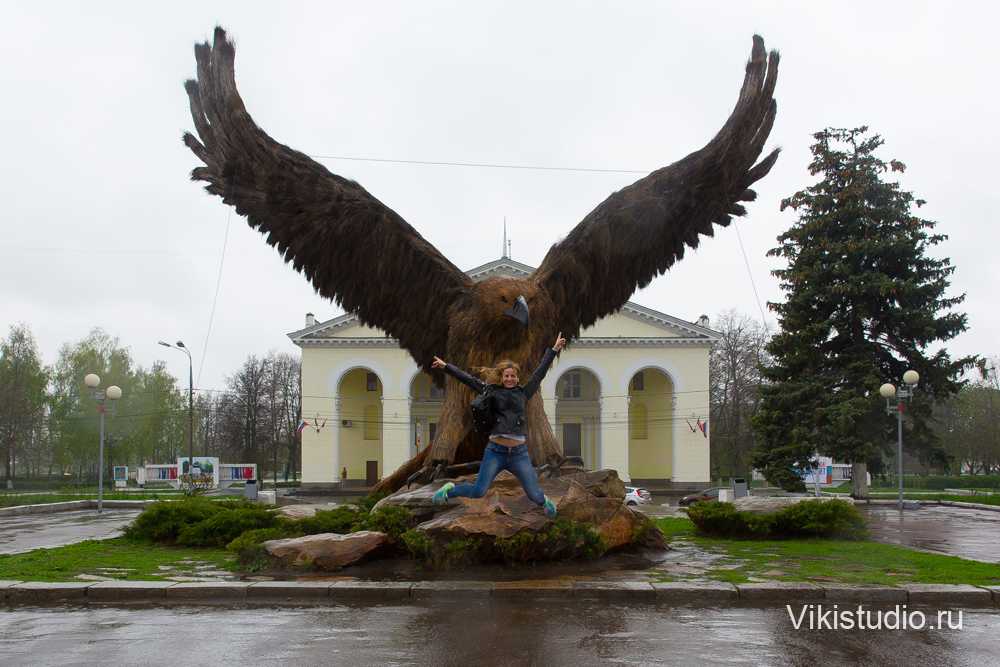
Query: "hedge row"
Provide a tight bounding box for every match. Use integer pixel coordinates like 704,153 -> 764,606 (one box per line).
686,499 -> 867,539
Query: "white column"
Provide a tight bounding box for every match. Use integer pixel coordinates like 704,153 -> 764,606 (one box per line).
599,395 -> 630,480
543,394 -> 558,433
381,393 -> 411,478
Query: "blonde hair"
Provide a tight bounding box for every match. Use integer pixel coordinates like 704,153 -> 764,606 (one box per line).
477,359 -> 521,385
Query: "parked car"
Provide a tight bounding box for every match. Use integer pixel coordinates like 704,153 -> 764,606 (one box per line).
678,486 -> 723,506
624,486 -> 652,506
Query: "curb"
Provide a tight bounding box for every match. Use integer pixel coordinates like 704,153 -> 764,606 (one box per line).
0,499 -> 160,517
2,580 -> 998,608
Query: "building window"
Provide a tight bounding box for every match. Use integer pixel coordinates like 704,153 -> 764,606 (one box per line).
429,422 -> 437,444
631,371 -> 644,392
364,405 -> 380,440
563,422 -> 582,459
562,371 -> 581,399
429,382 -> 444,399
630,403 -> 648,440
366,372 -> 379,392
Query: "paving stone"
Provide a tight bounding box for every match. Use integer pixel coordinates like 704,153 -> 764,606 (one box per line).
821,585 -> 906,604
651,581 -> 738,604
572,581 -> 656,601
492,580 -> 573,599
737,582 -> 824,603
87,581 -> 174,602
328,580 -> 412,601
411,581 -> 493,599
8,582 -> 91,603
902,584 -> 994,607
247,581 -> 333,600
165,582 -> 249,600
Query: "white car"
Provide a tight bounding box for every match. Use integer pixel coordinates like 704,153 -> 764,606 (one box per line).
624,486 -> 652,506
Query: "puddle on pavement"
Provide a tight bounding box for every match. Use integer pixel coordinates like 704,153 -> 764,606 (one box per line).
859,504 -> 1000,563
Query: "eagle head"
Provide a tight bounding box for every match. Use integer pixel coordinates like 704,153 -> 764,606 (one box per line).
473,277 -> 544,331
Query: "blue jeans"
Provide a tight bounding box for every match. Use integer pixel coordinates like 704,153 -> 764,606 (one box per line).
449,443 -> 546,505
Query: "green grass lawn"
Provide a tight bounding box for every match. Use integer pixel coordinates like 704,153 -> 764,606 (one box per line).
0,537 -> 237,582
0,491 -> 184,508
654,517 -> 1000,586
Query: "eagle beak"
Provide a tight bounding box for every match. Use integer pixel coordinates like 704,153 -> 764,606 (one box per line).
503,295 -> 529,328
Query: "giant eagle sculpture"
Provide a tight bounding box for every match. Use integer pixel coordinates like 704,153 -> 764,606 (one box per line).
183,28 -> 779,493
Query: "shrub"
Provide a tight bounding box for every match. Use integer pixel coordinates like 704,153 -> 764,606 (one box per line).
495,519 -> 607,563
770,499 -> 867,539
226,524 -> 302,553
687,500 -> 866,540
365,505 -> 414,540
358,491 -> 390,513
124,498 -> 232,543
297,506 -> 366,535
226,524 -> 303,572
401,529 -> 433,560
176,505 -> 279,547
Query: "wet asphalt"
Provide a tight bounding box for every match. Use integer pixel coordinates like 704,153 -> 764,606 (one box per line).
858,505 -> 1000,563
0,510 -> 141,555
1,601 -> 998,666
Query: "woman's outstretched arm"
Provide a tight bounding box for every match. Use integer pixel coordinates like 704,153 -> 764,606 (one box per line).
433,355 -> 487,394
523,333 -> 566,399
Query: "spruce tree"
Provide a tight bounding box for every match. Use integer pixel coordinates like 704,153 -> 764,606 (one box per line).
752,127 -> 972,495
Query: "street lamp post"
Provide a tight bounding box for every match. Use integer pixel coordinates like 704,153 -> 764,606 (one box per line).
83,373 -> 122,514
159,340 -> 194,486
880,370 -> 920,511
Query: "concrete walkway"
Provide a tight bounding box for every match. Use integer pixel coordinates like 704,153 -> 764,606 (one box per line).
0,509 -> 140,555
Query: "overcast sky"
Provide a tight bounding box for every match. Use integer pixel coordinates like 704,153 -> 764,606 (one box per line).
2,1 -> 996,393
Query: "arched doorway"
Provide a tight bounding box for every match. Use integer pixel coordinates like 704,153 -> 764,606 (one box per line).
555,367 -> 601,469
337,368 -> 383,486
409,372 -> 444,456
628,368 -> 674,482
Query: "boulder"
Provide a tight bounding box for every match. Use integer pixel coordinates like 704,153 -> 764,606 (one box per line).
732,495 -> 842,514
556,481 -> 643,549
275,503 -> 337,520
262,531 -> 387,570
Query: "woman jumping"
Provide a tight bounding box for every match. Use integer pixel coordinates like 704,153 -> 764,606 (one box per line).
430,332 -> 567,518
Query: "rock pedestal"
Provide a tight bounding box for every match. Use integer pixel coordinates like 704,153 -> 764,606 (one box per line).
376,468 -> 660,552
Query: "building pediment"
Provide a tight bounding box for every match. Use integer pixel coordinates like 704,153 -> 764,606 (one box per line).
289,258 -> 719,347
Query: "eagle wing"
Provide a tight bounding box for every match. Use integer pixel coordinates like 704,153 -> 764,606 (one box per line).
534,36 -> 779,339
183,28 -> 471,370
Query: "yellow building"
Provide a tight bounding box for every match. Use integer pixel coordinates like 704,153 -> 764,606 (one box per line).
289,257 -> 717,489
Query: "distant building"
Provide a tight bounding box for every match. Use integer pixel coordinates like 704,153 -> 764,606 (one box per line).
289,257 -> 717,489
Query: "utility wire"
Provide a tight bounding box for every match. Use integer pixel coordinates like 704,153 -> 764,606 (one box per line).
197,209 -> 231,386
734,221 -> 769,329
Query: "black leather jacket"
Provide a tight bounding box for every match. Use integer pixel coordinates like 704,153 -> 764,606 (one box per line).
444,348 -> 557,437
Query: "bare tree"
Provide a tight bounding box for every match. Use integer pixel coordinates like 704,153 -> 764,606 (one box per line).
709,311 -> 771,480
